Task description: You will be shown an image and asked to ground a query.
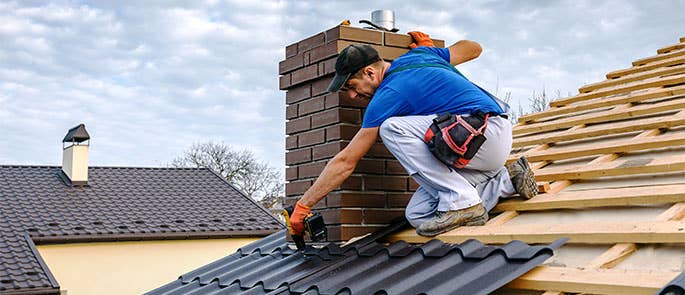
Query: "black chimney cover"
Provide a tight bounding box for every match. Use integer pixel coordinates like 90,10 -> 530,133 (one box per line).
62,124 -> 90,143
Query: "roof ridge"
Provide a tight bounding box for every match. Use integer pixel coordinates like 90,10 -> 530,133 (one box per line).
0,164 -> 209,170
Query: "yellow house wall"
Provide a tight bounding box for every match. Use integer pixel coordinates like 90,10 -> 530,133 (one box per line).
37,237 -> 259,295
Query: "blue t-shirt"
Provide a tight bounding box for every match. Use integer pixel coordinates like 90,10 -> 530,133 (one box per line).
361,47 -> 503,128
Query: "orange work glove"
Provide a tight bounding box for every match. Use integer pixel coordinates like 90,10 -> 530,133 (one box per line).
290,201 -> 311,236
408,31 -> 435,49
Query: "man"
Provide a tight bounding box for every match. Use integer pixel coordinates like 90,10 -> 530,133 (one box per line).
290,32 -> 537,237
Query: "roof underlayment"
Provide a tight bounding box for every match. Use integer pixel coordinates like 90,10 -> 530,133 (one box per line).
387,36 -> 685,294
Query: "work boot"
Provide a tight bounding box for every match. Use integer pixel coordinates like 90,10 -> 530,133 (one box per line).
416,203 -> 488,237
506,156 -> 538,199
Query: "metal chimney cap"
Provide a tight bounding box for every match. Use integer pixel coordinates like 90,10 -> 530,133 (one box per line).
62,124 -> 90,143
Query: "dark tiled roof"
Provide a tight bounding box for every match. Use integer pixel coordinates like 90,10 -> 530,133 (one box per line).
0,165 -> 283,294
148,221 -> 565,295
660,272 -> 685,295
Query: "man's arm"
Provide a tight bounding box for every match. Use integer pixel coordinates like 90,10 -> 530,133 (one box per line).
298,127 -> 379,207
447,40 -> 482,66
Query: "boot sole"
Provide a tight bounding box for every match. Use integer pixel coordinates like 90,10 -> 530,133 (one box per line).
416,212 -> 489,237
519,168 -> 538,199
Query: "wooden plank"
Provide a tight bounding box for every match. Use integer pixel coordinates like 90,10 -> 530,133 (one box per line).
632,48 -> 685,66
519,84 -> 685,123
658,42 -> 685,54
533,154 -> 685,182
514,95 -> 685,136
659,202 -> 685,221
513,113 -> 685,148
492,184 -> 685,212
508,266 -> 679,295
586,243 -> 637,269
537,182 -> 550,193
387,221 -> 685,244
485,211 -> 518,226
581,63 -> 685,93
605,54 -> 685,80
550,73 -> 685,108
511,132 -> 685,163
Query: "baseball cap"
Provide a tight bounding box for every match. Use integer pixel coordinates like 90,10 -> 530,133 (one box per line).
327,44 -> 381,93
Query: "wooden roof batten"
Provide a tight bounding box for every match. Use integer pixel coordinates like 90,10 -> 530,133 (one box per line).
387,36 -> 685,294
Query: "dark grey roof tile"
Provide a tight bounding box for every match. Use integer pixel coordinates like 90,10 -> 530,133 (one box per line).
148,225 -> 565,295
1,165 -> 283,294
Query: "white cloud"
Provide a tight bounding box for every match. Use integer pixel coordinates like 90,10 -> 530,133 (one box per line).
0,0 -> 683,172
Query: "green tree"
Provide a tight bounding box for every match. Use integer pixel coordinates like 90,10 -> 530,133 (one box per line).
170,142 -> 284,212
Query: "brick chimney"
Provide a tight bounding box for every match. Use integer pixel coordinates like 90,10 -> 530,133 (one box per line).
281,25 -> 444,242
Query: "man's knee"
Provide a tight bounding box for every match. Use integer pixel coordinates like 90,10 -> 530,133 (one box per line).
379,117 -> 402,142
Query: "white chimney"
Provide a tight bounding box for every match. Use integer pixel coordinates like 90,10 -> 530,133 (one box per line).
62,124 -> 90,185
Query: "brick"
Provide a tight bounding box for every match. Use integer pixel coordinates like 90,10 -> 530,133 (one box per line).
298,161 -> 327,178
286,43 -> 298,58
285,84 -> 311,104
298,32 -> 325,52
316,208 -> 363,224
340,225 -> 386,241
291,64 -> 319,85
284,196 -> 326,209
312,141 -> 348,160
285,148 -> 311,165
286,104 -> 298,119
285,166 -> 298,181
309,42 -> 339,64
286,180 -> 312,196
311,108 -> 361,128
339,175 -> 362,190
325,125 -> 360,141
320,57 -> 337,76
298,129 -> 325,147
363,208 -> 405,224
384,32 -> 445,48
387,193 -> 413,208
279,74 -> 291,90
385,160 -> 406,175
311,76 -> 334,96
325,26 -> 383,44
364,175 -> 407,191
285,116 -> 310,134
354,159 -> 385,174
298,95 -> 325,116
324,92 -> 369,109
408,177 -> 419,191
367,143 -> 393,158
285,135 -> 298,149
327,192 -> 386,208
337,40 -> 409,61
279,53 -> 304,75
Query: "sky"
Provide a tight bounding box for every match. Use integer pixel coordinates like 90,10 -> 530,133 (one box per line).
1,0 -> 683,173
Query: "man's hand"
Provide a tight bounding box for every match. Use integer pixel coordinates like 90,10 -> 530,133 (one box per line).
289,201 -> 311,235
408,31 -> 435,49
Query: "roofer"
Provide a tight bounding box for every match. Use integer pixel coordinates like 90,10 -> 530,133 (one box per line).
290,31 -> 537,237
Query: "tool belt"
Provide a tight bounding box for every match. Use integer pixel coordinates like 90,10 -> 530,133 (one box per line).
424,112 -> 490,169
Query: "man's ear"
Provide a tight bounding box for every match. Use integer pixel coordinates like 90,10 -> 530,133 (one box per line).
364,66 -> 375,78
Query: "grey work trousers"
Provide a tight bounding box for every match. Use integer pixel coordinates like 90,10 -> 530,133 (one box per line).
379,115 -> 516,228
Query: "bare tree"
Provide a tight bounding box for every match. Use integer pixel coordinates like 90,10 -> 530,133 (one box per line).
170,142 -> 284,211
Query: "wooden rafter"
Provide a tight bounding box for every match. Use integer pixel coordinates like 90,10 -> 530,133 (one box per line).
388,220 -> 685,244
533,154 -> 685,182
580,62 -> 685,93
492,184 -> 685,212
604,54 -> 685,80
514,95 -> 685,135
519,85 -> 685,123
513,112 -> 685,148
508,266 -> 680,295
548,73 -> 685,108
632,48 -> 685,67
510,132 -> 685,163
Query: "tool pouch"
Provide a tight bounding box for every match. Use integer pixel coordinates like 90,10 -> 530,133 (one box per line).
424,112 -> 489,169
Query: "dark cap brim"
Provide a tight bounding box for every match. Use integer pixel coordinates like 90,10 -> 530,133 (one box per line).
327,72 -> 352,93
